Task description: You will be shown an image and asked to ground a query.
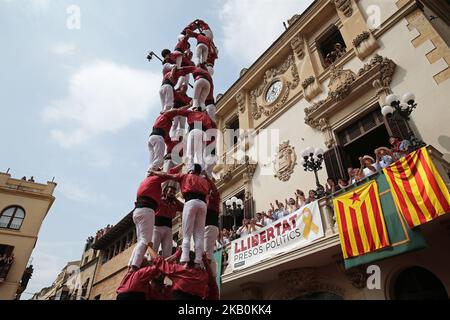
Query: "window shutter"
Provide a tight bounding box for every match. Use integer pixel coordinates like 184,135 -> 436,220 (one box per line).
323,146 -> 349,181
244,197 -> 255,219
386,114 -> 410,140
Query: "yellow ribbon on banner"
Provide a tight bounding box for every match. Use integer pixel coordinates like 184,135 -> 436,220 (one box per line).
302,208 -> 319,239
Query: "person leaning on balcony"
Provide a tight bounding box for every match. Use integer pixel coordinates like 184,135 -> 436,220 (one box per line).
375,147 -> 394,169
338,178 -> 349,190
325,178 -> 339,195
295,190 -> 307,207
359,155 -> 378,178
285,197 -> 299,213
236,219 -> 250,237
389,136 -> 411,161
306,190 -> 317,204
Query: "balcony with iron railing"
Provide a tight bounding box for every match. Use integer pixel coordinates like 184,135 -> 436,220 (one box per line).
218,146 -> 450,288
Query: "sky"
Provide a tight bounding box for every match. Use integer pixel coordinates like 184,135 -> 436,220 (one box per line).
0,0 -> 314,298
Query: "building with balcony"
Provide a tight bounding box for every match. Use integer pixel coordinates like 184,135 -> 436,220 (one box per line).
0,171 -> 57,300
214,0 -> 450,299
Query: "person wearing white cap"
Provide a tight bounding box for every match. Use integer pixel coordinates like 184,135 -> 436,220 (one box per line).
359,155 -> 378,178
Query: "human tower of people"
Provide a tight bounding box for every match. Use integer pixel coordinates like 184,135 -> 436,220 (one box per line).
116,20 -> 220,300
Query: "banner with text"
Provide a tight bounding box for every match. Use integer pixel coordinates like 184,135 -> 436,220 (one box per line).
229,201 -> 324,271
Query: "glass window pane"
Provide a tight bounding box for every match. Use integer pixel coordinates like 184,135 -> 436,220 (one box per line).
14,209 -> 25,219
9,218 -> 23,230
1,207 -> 15,217
0,216 -> 11,228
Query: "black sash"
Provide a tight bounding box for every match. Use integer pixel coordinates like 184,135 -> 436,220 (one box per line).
155,216 -> 172,228
151,127 -> 165,138
184,192 -> 206,203
135,196 -> 158,211
205,209 -> 219,227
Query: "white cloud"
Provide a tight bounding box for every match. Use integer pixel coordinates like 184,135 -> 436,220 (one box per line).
218,0 -> 314,65
50,42 -> 76,56
57,180 -> 107,204
2,0 -> 50,11
42,60 -> 160,148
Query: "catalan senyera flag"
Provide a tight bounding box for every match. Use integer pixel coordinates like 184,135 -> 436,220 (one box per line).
333,181 -> 390,259
384,147 -> 450,229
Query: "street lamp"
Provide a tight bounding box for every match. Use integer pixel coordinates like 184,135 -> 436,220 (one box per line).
301,147 -> 326,199
381,92 -> 426,148
225,197 -> 244,229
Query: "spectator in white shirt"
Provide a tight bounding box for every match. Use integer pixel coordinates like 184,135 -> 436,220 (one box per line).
359,155 -> 378,178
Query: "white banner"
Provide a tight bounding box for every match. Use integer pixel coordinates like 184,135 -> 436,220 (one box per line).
229,201 -> 324,271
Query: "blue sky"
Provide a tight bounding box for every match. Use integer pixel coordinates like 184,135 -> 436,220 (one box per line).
0,0 -> 314,297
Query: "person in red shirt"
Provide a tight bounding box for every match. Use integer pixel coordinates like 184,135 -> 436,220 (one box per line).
177,106 -> 215,171
159,64 -> 194,112
147,108 -> 187,175
128,173 -> 172,271
171,83 -> 192,137
203,253 -> 220,300
186,29 -> 213,67
118,250 -> 180,300
204,175 -> 220,279
149,164 -> 210,266
191,19 -> 214,41
152,184 -> 184,258
147,246 -> 209,300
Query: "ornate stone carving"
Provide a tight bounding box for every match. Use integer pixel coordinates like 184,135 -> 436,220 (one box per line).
288,14 -> 301,27
334,0 -> 353,18
328,66 -> 356,102
353,31 -> 379,60
240,68 -> 248,77
240,282 -> 263,300
291,35 -> 305,60
358,54 -> 396,96
302,76 -> 315,90
273,141 -> 297,182
243,162 -> 258,182
236,91 -> 246,113
279,267 -> 318,292
353,31 -> 370,48
250,55 -> 299,120
344,266 -> 369,289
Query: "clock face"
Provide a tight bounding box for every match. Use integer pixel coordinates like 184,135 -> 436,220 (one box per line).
265,80 -> 283,104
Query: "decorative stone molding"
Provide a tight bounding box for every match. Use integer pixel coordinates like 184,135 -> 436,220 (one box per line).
328,66 -> 356,102
288,14 -> 301,27
279,267 -> 318,292
302,76 -> 315,90
240,68 -> 248,77
250,55 -> 300,120
291,35 -> 305,60
240,282 -> 263,300
273,140 -> 297,182
353,31 -> 379,60
304,55 -> 397,129
352,31 -> 370,48
236,91 -> 246,113
344,266 -> 369,289
243,161 -> 258,183
334,0 -> 353,18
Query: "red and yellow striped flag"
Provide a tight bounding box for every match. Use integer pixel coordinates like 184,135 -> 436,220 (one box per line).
333,181 -> 390,259
384,147 -> 450,228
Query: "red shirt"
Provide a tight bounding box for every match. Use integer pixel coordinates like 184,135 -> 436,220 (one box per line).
137,176 -> 168,205
156,197 -> 184,219
174,173 -> 210,196
178,109 -> 215,130
153,257 -> 209,298
205,265 -> 219,300
162,67 -> 193,86
116,266 -> 160,299
146,285 -> 172,300
153,109 -> 181,139
206,45 -> 218,66
175,36 -> 190,53
165,51 -> 182,65
174,90 -> 192,108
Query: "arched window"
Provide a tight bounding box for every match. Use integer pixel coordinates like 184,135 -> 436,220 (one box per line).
0,206 -> 26,230
394,267 -> 448,300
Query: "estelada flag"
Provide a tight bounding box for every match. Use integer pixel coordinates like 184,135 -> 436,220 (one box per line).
333,181 -> 390,259
384,147 -> 450,228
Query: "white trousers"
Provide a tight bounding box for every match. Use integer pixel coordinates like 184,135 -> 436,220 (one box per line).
196,43 -> 209,65
162,63 -> 175,76
204,225 -> 219,278
181,199 -> 207,264
193,78 -> 210,110
148,134 -> 165,172
206,104 -> 216,122
128,208 -> 155,268
159,84 -> 174,112
187,128 -> 206,169
207,65 -> 214,77
152,226 -> 173,258
170,116 -> 186,137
